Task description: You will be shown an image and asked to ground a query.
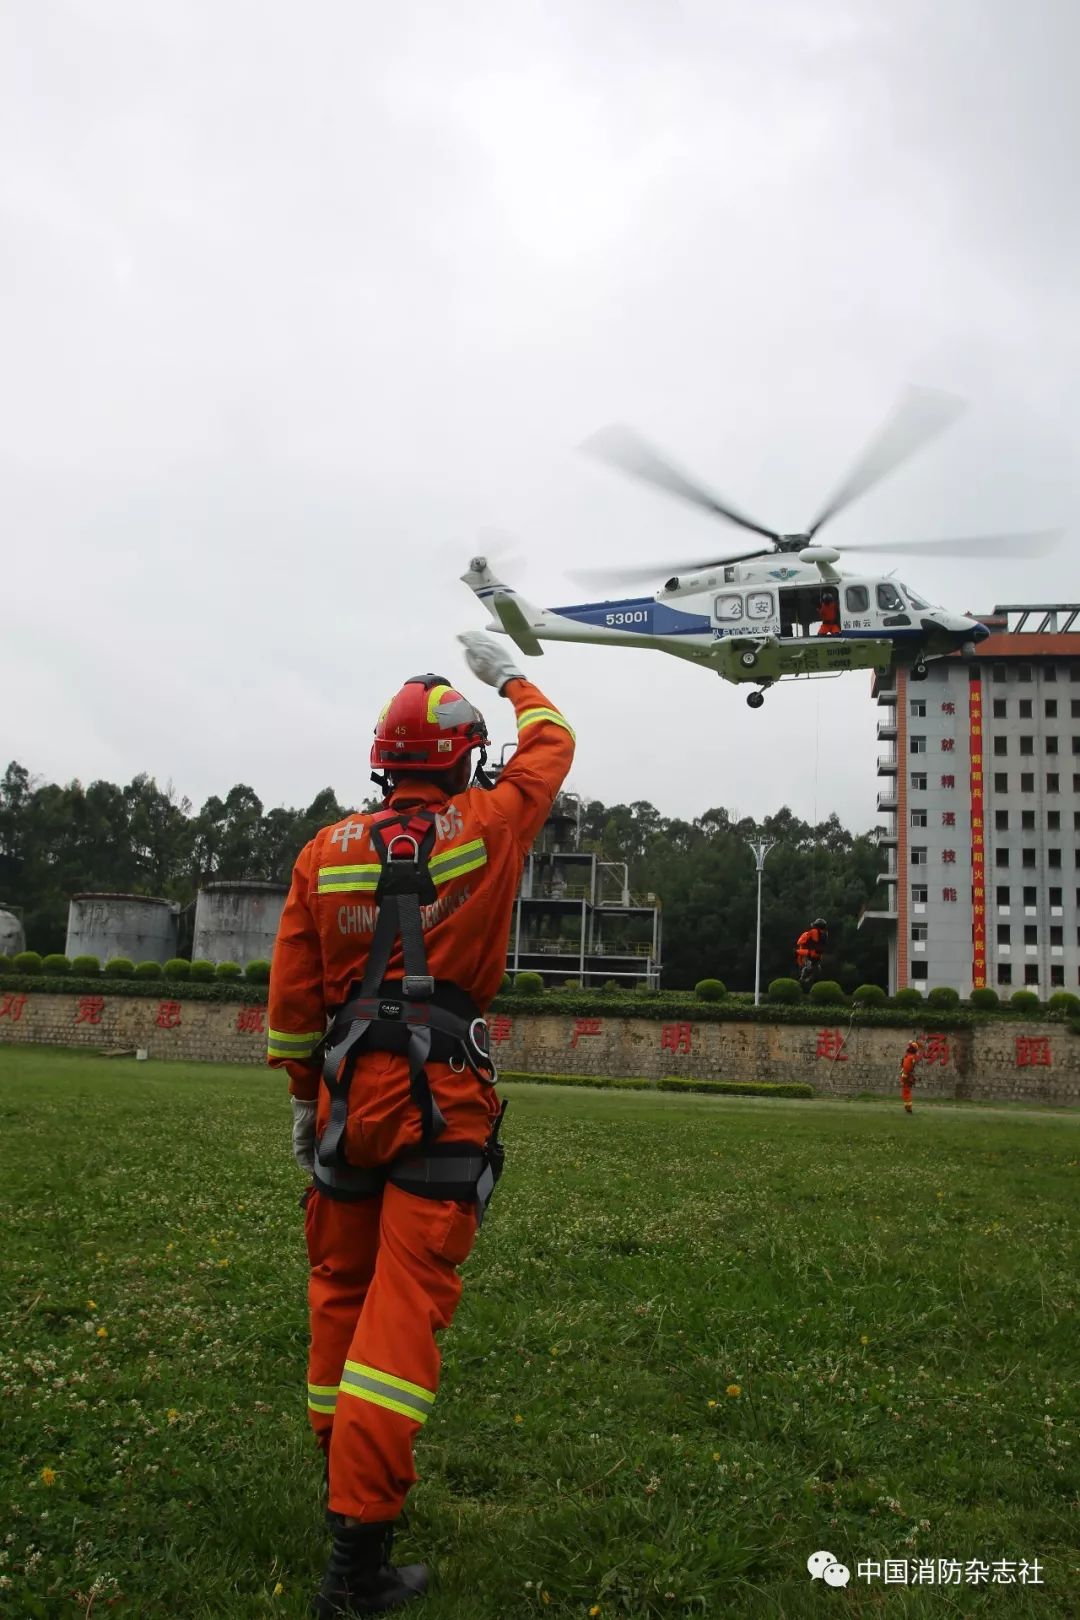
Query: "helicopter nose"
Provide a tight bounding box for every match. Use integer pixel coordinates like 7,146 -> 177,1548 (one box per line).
971,620 -> 990,642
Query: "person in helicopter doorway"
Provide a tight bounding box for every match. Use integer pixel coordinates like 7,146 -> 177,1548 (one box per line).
817,589 -> 841,636
795,919 -> 829,987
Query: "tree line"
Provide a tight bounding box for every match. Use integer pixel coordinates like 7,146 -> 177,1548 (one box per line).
0,761 -> 887,989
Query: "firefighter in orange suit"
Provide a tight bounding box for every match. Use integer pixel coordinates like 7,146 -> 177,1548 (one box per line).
268,631 -> 574,1617
900,1038 -> 922,1113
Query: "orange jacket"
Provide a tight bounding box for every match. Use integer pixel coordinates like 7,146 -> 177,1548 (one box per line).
900,1046 -> 921,1080
267,677 -> 575,1100
796,927 -> 825,958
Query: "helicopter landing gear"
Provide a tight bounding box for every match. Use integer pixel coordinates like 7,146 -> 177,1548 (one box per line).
739,650 -> 758,669
911,661 -> 929,682
746,688 -> 766,709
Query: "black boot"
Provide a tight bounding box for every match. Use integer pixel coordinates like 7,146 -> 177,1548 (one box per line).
312,1514 -> 428,1618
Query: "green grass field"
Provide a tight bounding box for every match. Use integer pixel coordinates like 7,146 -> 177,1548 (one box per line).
1,1049 -> 1077,1619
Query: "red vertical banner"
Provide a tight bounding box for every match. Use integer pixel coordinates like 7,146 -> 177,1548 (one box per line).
969,675 -> 986,988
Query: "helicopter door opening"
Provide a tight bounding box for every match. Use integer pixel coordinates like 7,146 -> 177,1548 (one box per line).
779,585 -> 845,638
712,588 -> 780,640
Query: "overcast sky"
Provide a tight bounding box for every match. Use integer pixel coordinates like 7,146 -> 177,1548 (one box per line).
3,0 -> 1078,834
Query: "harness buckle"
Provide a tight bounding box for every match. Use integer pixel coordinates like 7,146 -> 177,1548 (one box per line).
402,974 -> 435,999
387,833 -> 421,863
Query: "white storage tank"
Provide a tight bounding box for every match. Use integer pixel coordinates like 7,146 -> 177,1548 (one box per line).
0,908 -> 26,957
192,880 -> 288,967
66,893 -> 180,964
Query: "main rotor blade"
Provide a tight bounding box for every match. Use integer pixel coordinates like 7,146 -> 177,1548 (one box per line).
581,424 -> 780,543
806,387 -> 967,538
568,547 -> 774,589
839,529 -> 1061,560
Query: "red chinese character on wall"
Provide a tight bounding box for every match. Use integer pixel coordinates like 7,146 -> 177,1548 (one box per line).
815,1028 -> 848,1062
941,775 -> 955,789
489,1014 -> 513,1044
1016,1036 -> 1052,1069
942,887 -> 957,902
941,701 -> 956,715
941,738 -> 955,752
156,1000 -> 182,1030
570,1017 -> 602,1048
0,992 -> 28,1022
661,1022 -> 692,1054
942,850 -> 956,864
923,1033 -> 950,1066
76,995 -> 105,1026
942,811 -> 956,827
236,1006 -> 265,1034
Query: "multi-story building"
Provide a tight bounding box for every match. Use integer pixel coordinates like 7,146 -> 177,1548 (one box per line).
862,605 -> 1080,996
506,792 -> 662,987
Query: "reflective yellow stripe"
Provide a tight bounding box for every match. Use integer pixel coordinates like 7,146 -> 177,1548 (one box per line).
317,863 -> 380,894
308,1382 -> 338,1414
428,838 -> 487,886
338,1359 -> 436,1422
344,1360 -> 435,1404
267,1027 -> 322,1059
517,706 -> 575,739
426,683 -> 454,723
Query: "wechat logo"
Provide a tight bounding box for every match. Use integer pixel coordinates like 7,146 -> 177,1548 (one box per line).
807,1550 -> 850,1588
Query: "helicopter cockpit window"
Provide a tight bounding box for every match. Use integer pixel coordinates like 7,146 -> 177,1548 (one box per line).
714,593 -> 744,622
903,586 -> 929,610
845,585 -> 869,613
723,566 -> 737,583
876,583 -> 904,611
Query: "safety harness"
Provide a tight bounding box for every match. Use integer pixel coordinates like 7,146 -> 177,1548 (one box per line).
314,807 -> 506,1223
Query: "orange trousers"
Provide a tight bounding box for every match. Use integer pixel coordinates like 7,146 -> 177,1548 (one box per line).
901,1082 -> 913,1108
303,1052 -> 496,1521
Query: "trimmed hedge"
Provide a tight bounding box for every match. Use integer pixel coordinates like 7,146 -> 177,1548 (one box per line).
42,954 -> 72,976
0,955 -> 10,973
891,988 -> 925,1007
969,987 -> 999,1010
216,961 -> 243,981
809,979 -> 845,1006
928,985 -> 960,1008
767,977 -> 802,1005
694,978 -> 727,1002
500,1070 -> 652,1092
164,958 -> 191,980
1010,990 -> 1040,1012
12,951 -> 43,975
103,958 -> 135,978
1047,991 -> 1080,1016
499,973 -> 512,993
853,984 -> 887,1007
245,960 -> 271,984
70,954 -> 101,975
560,979 -> 582,991
658,1076 -> 815,1098
189,960 -> 216,982
514,972 -> 544,995
133,960 -> 163,980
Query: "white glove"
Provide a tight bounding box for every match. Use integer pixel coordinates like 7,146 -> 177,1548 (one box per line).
290,1097 -> 317,1175
457,631 -> 524,693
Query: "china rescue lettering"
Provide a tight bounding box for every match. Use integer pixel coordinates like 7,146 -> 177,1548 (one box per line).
338,884 -> 472,937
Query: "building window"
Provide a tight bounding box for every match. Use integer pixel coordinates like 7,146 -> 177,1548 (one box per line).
845,585 -> 869,612
994,772 -> 1008,793
912,884 -> 928,904
1019,699 -> 1033,719
911,772 -> 927,791
910,736 -> 926,754
1051,925 -> 1063,947
1021,773 -> 1035,792
1019,665 -> 1033,683
992,663 -> 1007,682
998,924 -> 1011,945
1024,925 -> 1038,945
910,961 -> 929,980
995,848 -> 1010,868
1025,965 -> 1039,985
910,699 -> 927,718
911,923 -> 928,941
1074,775 -> 1080,792
1051,965 -> 1064,986
910,810 -> 927,828
993,698 -> 1007,718
1022,810 -> 1035,830
996,885 -> 1010,906
1048,773 -> 1060,793
1046,699 -> 1058,718
1047,736 -> 1059,755
1073,736 -> 1080,754
997,963 -> 1012,985
1046,664 -> 1058,682
1072,700 -> 1080,718
1024,886 -> 1037,906
1049,887 -> 1062,907
1049,848 -> 1062,869
1022,849 -> 1036,868
1019,735 -> 1034,755
1048,811 -> 1061,831
995,809 -> 1009,830
1074,812 -> 1080,832
911,847 -> 928,866
993,736 -> 1008,756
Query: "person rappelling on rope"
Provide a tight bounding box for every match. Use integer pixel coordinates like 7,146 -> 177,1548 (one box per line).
795,918 -> 829,989
268,632 -> 574,1617
899,1038 -> 923,1114
817,588 -> 841,636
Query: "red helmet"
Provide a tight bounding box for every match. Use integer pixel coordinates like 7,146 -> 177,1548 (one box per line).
371,673 -> 488,776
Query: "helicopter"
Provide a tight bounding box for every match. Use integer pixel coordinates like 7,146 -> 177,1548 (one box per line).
461,389 -> 1058,708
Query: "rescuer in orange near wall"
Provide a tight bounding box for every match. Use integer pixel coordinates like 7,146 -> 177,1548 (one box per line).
900,1038 -> 923,1113
268,631 -> 574,1617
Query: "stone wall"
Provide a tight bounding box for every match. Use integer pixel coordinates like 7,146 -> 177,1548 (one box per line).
0,990 -> 1077,1104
